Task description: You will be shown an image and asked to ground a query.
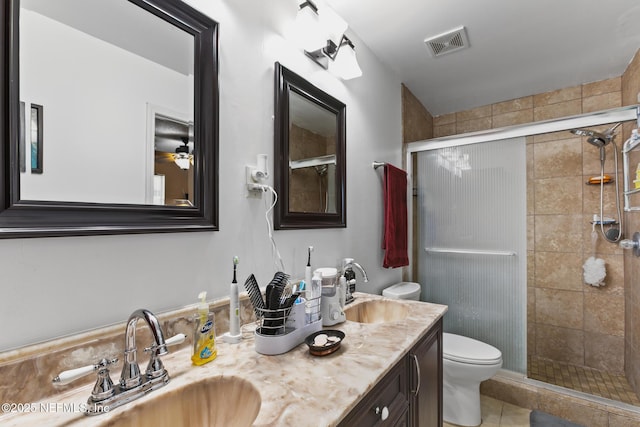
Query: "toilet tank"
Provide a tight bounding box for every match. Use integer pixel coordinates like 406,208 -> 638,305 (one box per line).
382,282 -> 421,301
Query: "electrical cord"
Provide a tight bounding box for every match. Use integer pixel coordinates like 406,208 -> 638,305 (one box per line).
260,184 -> 285,272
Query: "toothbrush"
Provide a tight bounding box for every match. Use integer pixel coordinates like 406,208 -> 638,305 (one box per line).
225,256 -> 242,343
305,246 -> 314,286
304,247 -> 314,320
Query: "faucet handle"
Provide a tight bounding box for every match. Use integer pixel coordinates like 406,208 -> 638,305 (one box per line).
143,333 -> 186,379
144,333 -> 186,352
167,333 -> 187,345
52,358 -> 118,386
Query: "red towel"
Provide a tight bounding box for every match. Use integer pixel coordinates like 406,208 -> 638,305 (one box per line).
382,163 -> 409,268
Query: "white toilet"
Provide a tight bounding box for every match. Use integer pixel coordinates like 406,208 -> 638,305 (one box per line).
382,282 -> 503,427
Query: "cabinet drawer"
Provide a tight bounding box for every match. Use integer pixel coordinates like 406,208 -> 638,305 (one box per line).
338,358 -> 408,427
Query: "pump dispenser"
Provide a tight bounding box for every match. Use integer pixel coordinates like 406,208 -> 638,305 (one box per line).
191,292 -> 217,365
318,268 -> 345,326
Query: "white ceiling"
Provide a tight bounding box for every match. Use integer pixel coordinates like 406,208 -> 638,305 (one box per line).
327,0 -> 640,116
22,0 -> 193,76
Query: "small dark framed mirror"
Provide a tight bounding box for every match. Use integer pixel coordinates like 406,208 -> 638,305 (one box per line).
0,0 -> 218,238
273,62 -> 346,229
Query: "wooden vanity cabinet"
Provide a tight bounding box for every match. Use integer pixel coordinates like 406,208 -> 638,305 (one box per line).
338,318 -> 443,427
407,318 -> 443,427
337,357 -> 409,426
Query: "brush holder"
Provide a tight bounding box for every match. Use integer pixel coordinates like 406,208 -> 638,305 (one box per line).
254,298 -> 322,355
255,305 -> 293,336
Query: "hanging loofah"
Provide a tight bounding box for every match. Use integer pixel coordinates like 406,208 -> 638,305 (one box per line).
583,256 -> 606,287
583,228 -> 606,287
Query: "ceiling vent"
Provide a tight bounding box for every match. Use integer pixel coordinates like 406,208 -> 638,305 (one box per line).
424,26 -> 469,57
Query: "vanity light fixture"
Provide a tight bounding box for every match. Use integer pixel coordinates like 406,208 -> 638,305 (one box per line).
295,1 -> 362,80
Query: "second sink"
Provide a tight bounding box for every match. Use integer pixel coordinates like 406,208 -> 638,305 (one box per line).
345,300 -> 409,324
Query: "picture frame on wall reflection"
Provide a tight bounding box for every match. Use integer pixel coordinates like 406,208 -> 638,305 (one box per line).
19,101 -> 25,173
30,103 -> 43,174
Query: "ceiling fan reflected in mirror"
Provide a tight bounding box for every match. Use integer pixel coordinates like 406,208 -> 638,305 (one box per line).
154,115 -> 194,170
173,138 -> 193,170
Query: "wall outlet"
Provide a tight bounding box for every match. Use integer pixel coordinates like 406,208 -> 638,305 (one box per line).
246,165 -> 265,195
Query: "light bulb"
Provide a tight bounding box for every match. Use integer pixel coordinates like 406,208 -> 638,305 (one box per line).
329,41 -> 362,80
294,3 -> 325,51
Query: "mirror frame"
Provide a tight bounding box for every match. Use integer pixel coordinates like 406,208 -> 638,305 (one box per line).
0,0 -> 219,238
273,62 -> 346,229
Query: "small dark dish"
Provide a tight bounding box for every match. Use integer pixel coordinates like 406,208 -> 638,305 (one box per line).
305,330 -> 345,356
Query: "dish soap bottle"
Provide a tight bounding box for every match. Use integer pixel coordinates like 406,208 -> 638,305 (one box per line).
191,291 -> 217,365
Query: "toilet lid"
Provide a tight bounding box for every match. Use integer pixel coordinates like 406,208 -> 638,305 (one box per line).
383,282 -> 420,299
443,333 -> 502,365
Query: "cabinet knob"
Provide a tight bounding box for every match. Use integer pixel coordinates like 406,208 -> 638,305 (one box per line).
375,406 -> 389,421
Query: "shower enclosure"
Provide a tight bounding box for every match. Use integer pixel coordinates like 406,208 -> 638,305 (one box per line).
407,105 -> 640,408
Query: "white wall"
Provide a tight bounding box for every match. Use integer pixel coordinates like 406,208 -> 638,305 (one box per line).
0,0 -> 403,351
19,9 -> 193,204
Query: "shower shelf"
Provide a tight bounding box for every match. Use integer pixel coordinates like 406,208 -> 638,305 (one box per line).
623,124 -> 640,211
626,188 -> 640,196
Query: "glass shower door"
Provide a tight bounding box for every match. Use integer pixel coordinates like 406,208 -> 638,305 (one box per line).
416,137 -> 526,373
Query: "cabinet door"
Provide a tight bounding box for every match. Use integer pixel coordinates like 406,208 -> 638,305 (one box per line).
338,357 -> 408,427
393,408 -> 410,427
408,318 -> 443,427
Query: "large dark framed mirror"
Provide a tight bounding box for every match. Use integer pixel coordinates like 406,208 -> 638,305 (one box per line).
0,0 -> 218,238
274,62 -> 346,229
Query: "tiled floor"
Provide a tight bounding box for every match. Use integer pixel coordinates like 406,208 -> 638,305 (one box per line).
444,395 -> 530,427
528,356 -> 640,406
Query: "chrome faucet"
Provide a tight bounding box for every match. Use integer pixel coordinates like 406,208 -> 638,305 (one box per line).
341,258 -> 369,304
120,308 -> 168,389
53,309 -> 185,416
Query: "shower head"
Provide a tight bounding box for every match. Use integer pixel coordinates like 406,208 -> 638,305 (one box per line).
570,123 -> 621,148
570,128 -> 609,147
588,134 -> 609,148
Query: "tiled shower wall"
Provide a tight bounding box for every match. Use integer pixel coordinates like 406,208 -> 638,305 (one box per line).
622,49 -> 640,394
526,122 -> 625,373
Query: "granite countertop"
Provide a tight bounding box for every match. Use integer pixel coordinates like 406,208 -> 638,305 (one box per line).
0,293 -> 446,427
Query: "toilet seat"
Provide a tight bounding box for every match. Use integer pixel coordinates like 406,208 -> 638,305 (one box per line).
443,333 -> 502,365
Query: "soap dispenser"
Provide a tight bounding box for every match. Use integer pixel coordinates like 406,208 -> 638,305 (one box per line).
191,292 -> 217,366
